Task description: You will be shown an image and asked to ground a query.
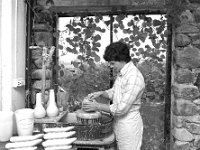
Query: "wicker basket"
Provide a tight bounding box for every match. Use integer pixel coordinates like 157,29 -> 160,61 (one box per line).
37,111 -> 113,141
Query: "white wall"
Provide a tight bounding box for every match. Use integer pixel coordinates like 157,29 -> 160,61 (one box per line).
0,0 -> 26,111
0,0 -> 2,110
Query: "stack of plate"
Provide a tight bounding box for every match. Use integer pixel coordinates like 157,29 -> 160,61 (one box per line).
5,134 -> 44,150
42,126 -> 77,150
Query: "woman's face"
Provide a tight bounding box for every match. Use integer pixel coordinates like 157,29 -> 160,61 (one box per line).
109,61 -> 125,73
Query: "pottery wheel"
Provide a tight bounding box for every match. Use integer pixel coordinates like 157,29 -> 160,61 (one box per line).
76,109 -> 101,125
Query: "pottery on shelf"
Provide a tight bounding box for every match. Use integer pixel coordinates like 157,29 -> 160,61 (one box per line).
46,89 -> 59,117
34,93 -> 46,118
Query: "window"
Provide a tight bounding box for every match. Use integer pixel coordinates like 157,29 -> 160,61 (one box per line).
56,13 -> 168,149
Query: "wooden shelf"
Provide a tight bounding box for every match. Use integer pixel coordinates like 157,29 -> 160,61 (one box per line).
34,111 -> 67,124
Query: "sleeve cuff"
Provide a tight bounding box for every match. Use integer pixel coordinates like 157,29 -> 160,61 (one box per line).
105,89 -> 113,99
109,104 -> 115,116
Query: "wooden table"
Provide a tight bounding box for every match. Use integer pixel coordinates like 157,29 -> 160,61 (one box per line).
72,133 -> 116,150
0,142 -> 6,150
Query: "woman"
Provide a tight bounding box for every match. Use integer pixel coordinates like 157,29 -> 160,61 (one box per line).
82,41 -> 145,150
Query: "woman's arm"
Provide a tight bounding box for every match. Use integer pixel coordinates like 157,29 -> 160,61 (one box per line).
97,103 -> 111,113
100,91 -> 110,99
88,88 -> 114,101
82,100 -> 111,113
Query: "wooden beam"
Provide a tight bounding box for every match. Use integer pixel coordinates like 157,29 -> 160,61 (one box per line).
50,6 -> 167,16
37,0 -> 168,14
38,0 -> 167,6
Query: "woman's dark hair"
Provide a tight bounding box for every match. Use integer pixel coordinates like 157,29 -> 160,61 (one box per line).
103,41 -> 131,63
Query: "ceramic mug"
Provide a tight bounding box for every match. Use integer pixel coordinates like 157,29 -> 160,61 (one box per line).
15,108 -> 34,136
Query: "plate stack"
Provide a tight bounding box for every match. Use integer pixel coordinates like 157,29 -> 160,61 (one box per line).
5,134 -> 44,150
42,126 -> 77,150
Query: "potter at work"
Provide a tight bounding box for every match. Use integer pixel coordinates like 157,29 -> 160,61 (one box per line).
76,96 -> 102,125
82,41 -> 145,150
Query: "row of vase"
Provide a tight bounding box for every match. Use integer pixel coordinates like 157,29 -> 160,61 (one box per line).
34,89 -> 59,118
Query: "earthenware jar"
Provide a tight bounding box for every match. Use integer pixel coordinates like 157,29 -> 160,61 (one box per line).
34,93 -> 46,118
46,89 -> 59,117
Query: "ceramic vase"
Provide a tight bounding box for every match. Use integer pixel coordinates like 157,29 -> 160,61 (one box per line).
34,93 -> 46,118
46,89 -> 59,117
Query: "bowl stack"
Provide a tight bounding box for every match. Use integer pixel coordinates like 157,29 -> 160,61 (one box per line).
5,134 -> 44,150
42,126 -> 77,150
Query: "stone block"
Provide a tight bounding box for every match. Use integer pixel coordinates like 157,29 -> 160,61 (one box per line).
172,115 -> 185,128
173,99 -> 199,116
33,57 -> 52,69
31,69 -> 52,79
174,46 -> 200,69
184,115 -> 200,124
185,122 -> 200,134
32,80 -> 51,90
193,99 -> 200,105
192,39 -> 200,49
175,68 -> 194,84
188,33 -> 200,41
179,10 -> 195,24
172,140 -> 190,150
175,34 -> 191,47
172,127 -> 194,142
34,32 -> 53,47
194,7 -> 200,23
33,23 -> 53,32
173,84 -> 200,100
176,24 -> 199,34
193,134 -> 200,148
30,47 -> 43,60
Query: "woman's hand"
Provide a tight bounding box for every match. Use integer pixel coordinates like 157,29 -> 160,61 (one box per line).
88,91 -> 103,99
82,99 -> 99,112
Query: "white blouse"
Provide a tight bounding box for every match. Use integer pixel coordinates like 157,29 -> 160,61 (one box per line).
106,61 -> 145,116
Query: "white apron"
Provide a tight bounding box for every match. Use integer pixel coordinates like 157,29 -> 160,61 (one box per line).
113,111 -> 143,150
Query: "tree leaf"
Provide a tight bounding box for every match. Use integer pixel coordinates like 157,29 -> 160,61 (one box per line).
94,42 -> 101,47
57,44 -> 63,50
153,19 -> 161,26
135,41 -> 140,47
60,70 -> 64,77
93,34 -> 101,41
94,55 -> 100,62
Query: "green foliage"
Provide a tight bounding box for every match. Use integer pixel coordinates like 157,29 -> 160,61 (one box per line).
138,59 -> 165,104
57,63 -> 110,111
56,14 -> 167,106
57,14 -> 167,68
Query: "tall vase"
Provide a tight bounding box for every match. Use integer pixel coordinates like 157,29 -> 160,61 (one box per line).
46,89 -> 59,117
34,93 -> 46,118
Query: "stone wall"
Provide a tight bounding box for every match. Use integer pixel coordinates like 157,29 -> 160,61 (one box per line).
172,3 -> 200,150
29,22 -> 54,107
